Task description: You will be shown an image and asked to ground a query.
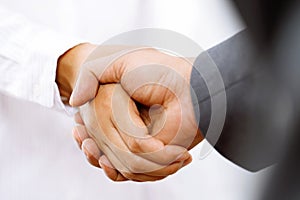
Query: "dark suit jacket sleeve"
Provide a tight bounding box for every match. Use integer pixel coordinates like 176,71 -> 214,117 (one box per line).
191,30 -> 282,171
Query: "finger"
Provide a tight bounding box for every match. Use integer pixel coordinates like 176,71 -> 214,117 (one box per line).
110,88 -> 190,165
141,161 -> 184,177
100,127 -> 168,174
110,84 -> 191,160
117,128 -> 191,165
81,85 -> 175,174
100,135 -> 169,176
182,155 -> 193,167
72,127 -> 82,149
110,85 -> 166,154
98,146 -> 159,182
120,156 -> 191,181
150,101 -> 199,149
139,153 -> 192,177
151,101 -> 182,145
72,125 -> 90,149
135,144 -> 191,165
82,113 -> 183,180
99,156 -> 128,182
91,85 -> 169,168
78,91 -> 133,173
74,112 -> 84,125
137,106 -> 192,164
82,138 -> 102,168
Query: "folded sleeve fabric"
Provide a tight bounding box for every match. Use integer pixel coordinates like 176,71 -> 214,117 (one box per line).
191,30 -> 284,171
0,5 -> 81,114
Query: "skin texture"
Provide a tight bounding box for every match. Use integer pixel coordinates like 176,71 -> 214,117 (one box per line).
57,44 -> 203,182
76,84 -> 192,181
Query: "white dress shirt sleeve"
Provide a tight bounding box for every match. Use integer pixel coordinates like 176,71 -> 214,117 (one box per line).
0,5 -> 81,114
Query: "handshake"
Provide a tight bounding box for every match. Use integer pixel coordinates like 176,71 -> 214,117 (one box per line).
56,43 -> 203,182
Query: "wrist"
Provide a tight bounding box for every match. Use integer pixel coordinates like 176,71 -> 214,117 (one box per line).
56,43 -> 97,105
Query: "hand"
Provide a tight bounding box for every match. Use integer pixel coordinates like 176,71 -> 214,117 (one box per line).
74,84 -> 192,181
56,44 -> 193,181
70,46 -> 203,165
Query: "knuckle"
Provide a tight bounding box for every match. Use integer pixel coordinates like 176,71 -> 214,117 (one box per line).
127,138 -> 142,153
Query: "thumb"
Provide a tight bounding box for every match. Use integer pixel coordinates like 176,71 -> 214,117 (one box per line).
69,67 -> 99,107
69,46 -> 138,107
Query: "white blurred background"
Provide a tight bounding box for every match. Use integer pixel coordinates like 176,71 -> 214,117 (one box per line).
0,0 -> 271,199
